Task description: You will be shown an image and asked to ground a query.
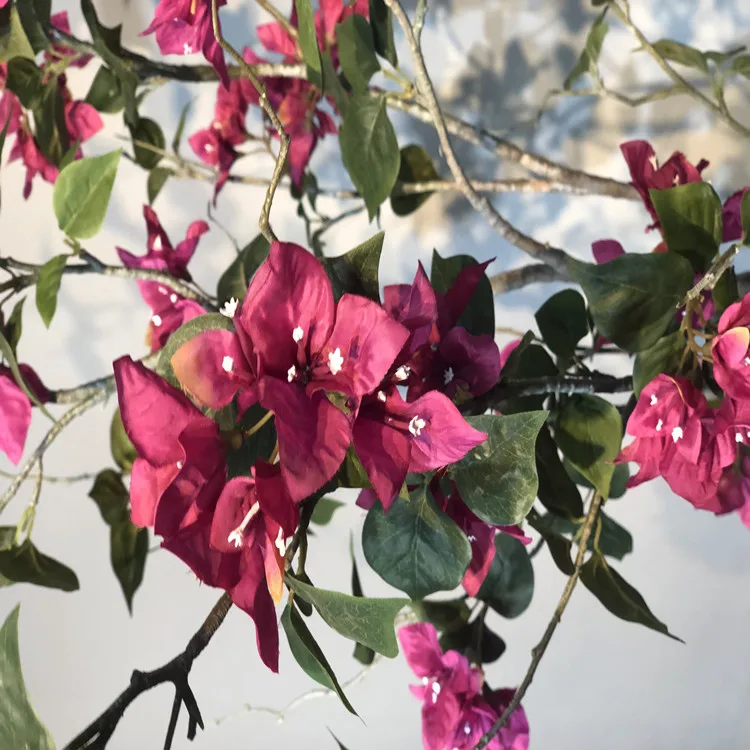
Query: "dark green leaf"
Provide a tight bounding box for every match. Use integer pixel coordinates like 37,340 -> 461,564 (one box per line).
741,190 -> 750,243
337,15 -> 380,94
339,94 -> 400,220
281,604 -> 357,714
651,39 -> 708,73
499,343 -> 558,414
713,266 -> 739,315
329,730 -> 351,750
528,513 -> 575,575
0,531 -> 79,591
53,150 -> 122,239
32,79 -> 69,166
0,8 -> 35,62
6,57 -> 42,108
3,297 -> 25,359
172,101 -> 191,155
0,606 -> 55,750
564,458 -> 629,500
391,145 -> 440,217
535,426 -> 583,518
556,394 -> 622,498
85,65 -> 124,113
632,330 -> 686,397
362,487 -> 471,599
311,497 -> 345,526
731,54 -> 750,79
110,522 -> 147,613
350,538 -> 375,665
568,253 -> 693,352
16,0 -> 51,54
326,231 -> 383,301
147,166 -> 171,205
339,443 -> 371,488
649,183 -> 722,272
411,598 -> 471,634
369,0 -> 397,66
438,617 -> 506,665
322,50 -> 349,116
89,469 -> 130,526
564,10 -> 609,89
431,249 -> 495,336
287,573 -> 407,657
35,253 -> 67,328
477,533 -> 534,618
58,138 -> 80,171
295,0 -> 323,89
227,403 -> 277,479
131,117 -> 165,170
535,289 -> 588,358
452,412 -> 548,526
535,511 -> 632,560
110,409 -> 137,474
216,234 -> 271,306
581,551 -> 681,640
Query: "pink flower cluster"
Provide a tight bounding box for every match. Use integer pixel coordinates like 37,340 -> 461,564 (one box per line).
0,13 -> 102,198
399,623 -> 529,750
115,241 -> 495,669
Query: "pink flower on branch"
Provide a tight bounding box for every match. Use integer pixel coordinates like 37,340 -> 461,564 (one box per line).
0,365 -> 50,465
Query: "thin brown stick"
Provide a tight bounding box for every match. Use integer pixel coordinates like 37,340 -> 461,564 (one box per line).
473,492 -> 603,749
490,263 -> 565,293
210,0 -> 289,243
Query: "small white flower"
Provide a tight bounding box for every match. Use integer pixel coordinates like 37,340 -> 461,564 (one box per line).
151,314 -> 162,327
205,143 -> 215,153
292,326 -> 304,342
650,394 -> 658,406
744,357 -> 750,367
443,367 -> 454,385
421,677 -> 429,685
158,285 -> 168,295
170,293 -> 178,304
464,723 -> 472,735
328,347 -> 344,375
467,534 -> 477,543
220,297 -> 239,318
377,390 -> 387,403
432,681 -> 441,695
656,418 -> 663,432
153,235 -> 163,252
671,426 -> 683,442
287,365 -> 297,383
222,356 -> 234,373
736,433 -> 744,443
183,42 -> 193,55
395,365 -> 410,381
409,416 -> 426,436
176,460 -> 184,470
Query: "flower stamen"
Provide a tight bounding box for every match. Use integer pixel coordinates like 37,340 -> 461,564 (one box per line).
227,502 -> 260,548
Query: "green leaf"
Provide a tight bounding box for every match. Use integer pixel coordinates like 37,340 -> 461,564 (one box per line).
438,617 -> 506,664
362,487 -> 471,599
731,54 -> 750,79
337,15 -> 380,94
535,426 -> 584,519
556,395 -> 622,499
581,551 -> 681,640
498,342 -> 558,415
568,253 -> 693,352
0,330 -> 55,422
452,412 -> 548,526
58,139 -> 80,172
147,166 -> 171,205
476,533 -> 534,618
350,538 -> 375,665
35,254 -> 67,329
410,597 -> 471,634
287,573 -> 407,658
632,330 -> 686,397
713,266 -> 739,315
0,8 -> 35,62
369,0 -> 397,66
390,145 -> 440,217
110,408 -> 137,474
311,497 -> 345,526
528,514 -> 575,575
32,79 -> 69,166
3,297 -> 25,359
322,50 -> 349,116
0,530 -> 79,591
564,458 -> 629,500
329,730 -> 351,750
339,94 -> 400,220
741,190 -> 750,243
216,234 -> 271,307
534,511 -> 632,560
651,39 -> 708,73
326,231 -> 383,301
53,150 -> 121,240
89,469 -> 130,526
649,183 -> 722,272
6,57 -> 42,108
172,101 -> 191,155
431,250 -> 495,336
131,117 -> 165,170
85,65 -> 124,113
564,10 -> 609,89
295,0 -> 323,89
16,0 -> 51,55
0,606 -> 55,750
228,403 -> 277,479
157,313 -> 234,387
534,289 -> 588,358
282,604 -> 357,714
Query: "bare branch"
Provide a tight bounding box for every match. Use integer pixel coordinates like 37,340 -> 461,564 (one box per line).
490,263 -> 565,293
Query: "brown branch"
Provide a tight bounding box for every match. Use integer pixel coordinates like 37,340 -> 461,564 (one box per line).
62,593 -> 233,750
490,263 -> 565,293
473,492 -> 603,750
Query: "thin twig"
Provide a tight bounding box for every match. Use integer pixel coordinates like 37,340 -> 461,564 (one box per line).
0,468 -> 98,484
210,0 -> 289,243
382,0 -> 571,276
473,492 -> 603,750
255,0 -> 298,40
490,263 -> 565,293
62,593 -> 233,750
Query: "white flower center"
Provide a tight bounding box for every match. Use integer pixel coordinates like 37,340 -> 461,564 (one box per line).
672,174 -> 679,186
151,314 -> 162,327
377,390 -> 387,403
220,297 -> 239,318
464,723 -> 472,735
169,293 -> 178,304
443,367 -> 454,385
395,365 -> 410,381
328,347 -> 344,375
671,426 -> 683,442
153,235 -> 163,252
655,418 -> 663,432
183,42 -> 193,54
292,326 -> 304,342
287,365 -> 297,383
205,143 -> 215,153
227,502 -> 259,548
222,356 -> 234,373
650,394 -> 658,406
421,676 -> 429,685
467,534 -> 477,543
176,460 -> 184,470
409,416 -> 426,436
736,432 -> 744,443
744,357 -> 750,367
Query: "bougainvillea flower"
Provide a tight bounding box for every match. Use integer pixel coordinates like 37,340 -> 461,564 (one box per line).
0,365 -> 49,465
8,127 -> 59,199
353,387 -> 487,508
450,690 -> 530,750
591,239 -> 625,265
620,140 -> 708,232
142,0 -> 228,86
0,64 -> 22,135
712,294 -> 750,400
722,187 -> 750,242
47,12 -> 94,68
